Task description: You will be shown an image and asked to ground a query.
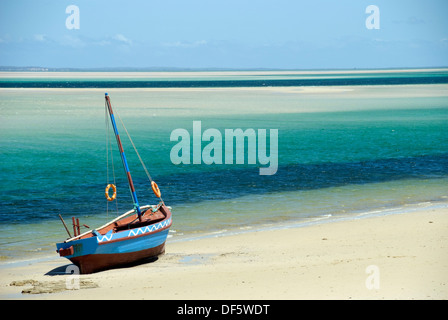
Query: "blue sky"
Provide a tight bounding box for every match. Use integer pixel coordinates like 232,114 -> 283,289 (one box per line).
1,0 -> 447,69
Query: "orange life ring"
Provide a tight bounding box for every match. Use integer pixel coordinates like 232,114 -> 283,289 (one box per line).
151,181 -> 161,198
105,184 -> 117,201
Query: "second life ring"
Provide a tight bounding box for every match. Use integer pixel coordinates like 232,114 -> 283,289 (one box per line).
105,184 -> 117,201
151,181 -> 161,198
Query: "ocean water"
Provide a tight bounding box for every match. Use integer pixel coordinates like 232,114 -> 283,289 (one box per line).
1,69 -> 448,88
1,70 -> 448,262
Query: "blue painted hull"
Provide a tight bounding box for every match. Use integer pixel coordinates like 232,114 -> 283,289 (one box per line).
56,206 -> 172,273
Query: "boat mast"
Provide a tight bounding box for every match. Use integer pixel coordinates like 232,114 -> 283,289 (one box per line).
105,93 -> 142,221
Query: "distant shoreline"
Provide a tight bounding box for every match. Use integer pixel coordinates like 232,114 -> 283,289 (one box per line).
1,67 -> 448,79
1,68 -> 447,88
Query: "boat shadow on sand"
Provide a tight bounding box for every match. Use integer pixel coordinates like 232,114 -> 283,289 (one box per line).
46,256 -> 159,276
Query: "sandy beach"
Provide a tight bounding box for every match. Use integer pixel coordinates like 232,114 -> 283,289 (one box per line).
1,205 -> 446,300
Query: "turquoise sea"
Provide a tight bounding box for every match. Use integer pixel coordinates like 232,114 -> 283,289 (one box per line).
1,70 -> 448,263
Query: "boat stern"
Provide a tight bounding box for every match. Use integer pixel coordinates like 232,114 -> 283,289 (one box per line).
56,236 -> 97,259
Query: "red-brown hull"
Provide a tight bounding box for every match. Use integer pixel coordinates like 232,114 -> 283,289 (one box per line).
69,243 -> 166,274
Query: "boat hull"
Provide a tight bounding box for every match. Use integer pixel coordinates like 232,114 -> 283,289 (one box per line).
69,241 -> 166,274
56,206 -> 172,274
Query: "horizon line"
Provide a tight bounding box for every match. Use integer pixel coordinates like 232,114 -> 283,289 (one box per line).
1,66 -> 448,73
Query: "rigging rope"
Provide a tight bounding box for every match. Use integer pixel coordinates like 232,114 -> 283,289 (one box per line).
107,100 -> 164,205
115,110 -> 154,183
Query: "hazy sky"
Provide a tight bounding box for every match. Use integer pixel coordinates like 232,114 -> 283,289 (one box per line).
1,0 -> 447,69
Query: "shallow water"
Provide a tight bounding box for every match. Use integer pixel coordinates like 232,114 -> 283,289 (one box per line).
0,71 -> 447,262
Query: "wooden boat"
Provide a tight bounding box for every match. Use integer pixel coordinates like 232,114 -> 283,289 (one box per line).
56,93 -> 172,274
